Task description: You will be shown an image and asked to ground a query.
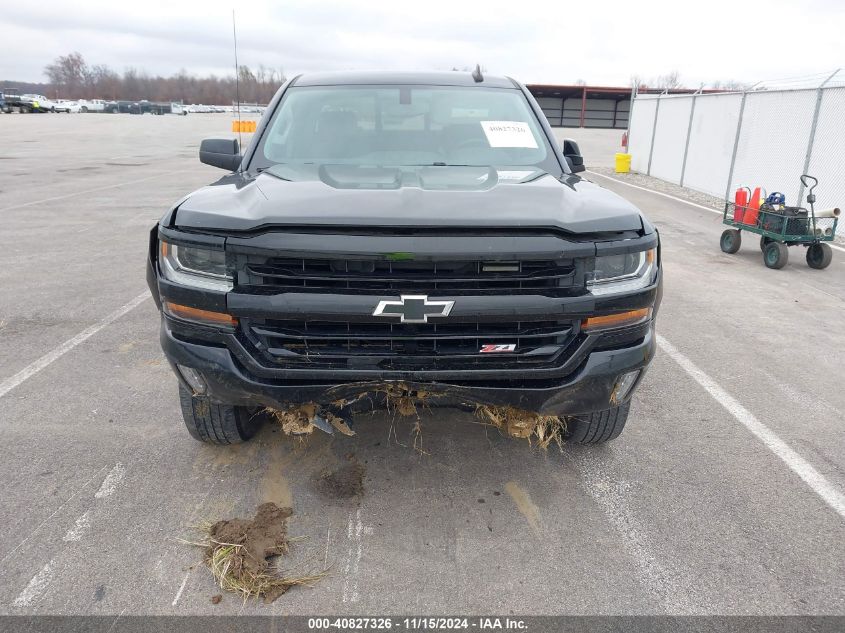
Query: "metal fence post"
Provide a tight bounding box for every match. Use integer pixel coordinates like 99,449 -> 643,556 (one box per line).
679,94 -> 697,187
646,94 -> 661,176
724,91 -> 748,201
797,69 -> 840,203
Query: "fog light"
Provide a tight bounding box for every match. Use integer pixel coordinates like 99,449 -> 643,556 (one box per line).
613,370 -> 641,403
177,364 -> 207,394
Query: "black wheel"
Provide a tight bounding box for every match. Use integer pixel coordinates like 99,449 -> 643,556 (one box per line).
177,384 -> 264,444
763,241 -> 789,269
81,106 -> 88,113
111,106 -> 119,113
806,243 -> 832,270
566,401 -> 630,444
760,236 -> 773,251
720,229 -> 741,254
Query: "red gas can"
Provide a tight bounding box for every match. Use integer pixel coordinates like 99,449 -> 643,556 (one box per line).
734,187 -> 749,223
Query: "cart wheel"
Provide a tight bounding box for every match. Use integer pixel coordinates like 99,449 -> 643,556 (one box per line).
763,242 -> 789,269
806,243 -> 832,270
720,229 -> 741,254
760,236 -> 773,251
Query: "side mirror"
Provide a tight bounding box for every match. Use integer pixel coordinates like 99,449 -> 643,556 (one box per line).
200,138 -> 242,171
562,138 -> 586,174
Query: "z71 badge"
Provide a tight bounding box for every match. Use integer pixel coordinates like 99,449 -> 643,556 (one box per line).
479,343 -> 517,353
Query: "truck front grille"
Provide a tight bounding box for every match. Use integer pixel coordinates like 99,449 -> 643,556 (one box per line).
239,257 -> 578,296
240,318 -> 577,370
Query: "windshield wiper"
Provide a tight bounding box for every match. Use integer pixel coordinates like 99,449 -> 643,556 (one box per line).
411,163 -> 473,167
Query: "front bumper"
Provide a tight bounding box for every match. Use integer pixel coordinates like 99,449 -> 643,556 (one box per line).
160,317 -> 656,416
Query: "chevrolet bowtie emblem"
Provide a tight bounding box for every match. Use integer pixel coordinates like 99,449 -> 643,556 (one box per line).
372,295 -> 455,324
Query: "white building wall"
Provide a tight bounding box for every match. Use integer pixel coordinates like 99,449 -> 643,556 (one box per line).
628,96 -> 658,173
682,93 -> 743,198
649,96 -> 692,184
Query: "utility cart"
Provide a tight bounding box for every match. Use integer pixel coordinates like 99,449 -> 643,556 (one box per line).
720,175 -> 838,270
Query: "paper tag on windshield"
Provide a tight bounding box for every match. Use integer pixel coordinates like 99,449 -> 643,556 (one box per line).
480,121 -> 538,148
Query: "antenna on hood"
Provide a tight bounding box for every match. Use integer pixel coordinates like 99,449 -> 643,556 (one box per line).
472,64 -> 484,83
232,9 -> 242,149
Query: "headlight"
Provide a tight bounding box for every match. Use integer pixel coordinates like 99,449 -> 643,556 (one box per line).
587,248 -> 656,296
159,241 -> 232,291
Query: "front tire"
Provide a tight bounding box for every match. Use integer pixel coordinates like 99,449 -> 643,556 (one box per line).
720,229 -> 741,254
177,384 -> 264,444
566,402 -> 630,444
806,243 -> 832,269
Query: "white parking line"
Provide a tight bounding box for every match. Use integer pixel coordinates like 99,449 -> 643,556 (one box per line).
95,463 -> 126,499
0,292 -> 150,400
0,172 -> 171,213
12,559 -> 55,607
657,333 -> 845,520
171,570 -> 191,606
587,170 -> 845,254
0,465 -> 108,566
62,510 -> 92,542
586,170 -> 723,215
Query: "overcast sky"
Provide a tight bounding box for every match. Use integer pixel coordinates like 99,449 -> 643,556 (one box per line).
2,0 -> 843,87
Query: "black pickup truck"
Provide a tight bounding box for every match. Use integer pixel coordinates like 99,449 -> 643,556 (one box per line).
146,71 -> 662,446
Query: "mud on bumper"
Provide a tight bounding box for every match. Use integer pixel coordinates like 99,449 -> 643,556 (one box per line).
160,319 -> 656,416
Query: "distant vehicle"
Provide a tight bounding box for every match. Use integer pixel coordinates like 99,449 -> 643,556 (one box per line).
54,99 -> 81,113
22,94 -> 57,112
104,100 -> 187,115
78,99 -> 107,113
1,89 -> 41,113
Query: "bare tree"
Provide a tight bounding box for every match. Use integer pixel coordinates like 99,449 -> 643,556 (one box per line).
710,79 -> 751,91
44,52 -> 89,98
28,51 -> 286,104
654,70 -> 683,90
630,74 -> 648,91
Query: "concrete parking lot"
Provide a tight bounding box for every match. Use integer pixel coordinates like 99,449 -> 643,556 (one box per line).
1,114 -> 844,617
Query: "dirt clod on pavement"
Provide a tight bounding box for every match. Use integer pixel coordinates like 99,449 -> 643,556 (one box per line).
317,462 -> 365,499
210,594 -> 222,604
192,502 -> 327,603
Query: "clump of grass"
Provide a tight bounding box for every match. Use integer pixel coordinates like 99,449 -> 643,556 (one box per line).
475,405 -> 567,450
267,403 -> 319,436
204,539 -> 327,603
179,503 -> 329,604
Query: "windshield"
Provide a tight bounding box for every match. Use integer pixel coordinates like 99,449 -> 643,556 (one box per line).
252,85 -> 558,173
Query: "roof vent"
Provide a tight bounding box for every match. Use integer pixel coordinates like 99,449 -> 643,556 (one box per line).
472,64 -> 484,83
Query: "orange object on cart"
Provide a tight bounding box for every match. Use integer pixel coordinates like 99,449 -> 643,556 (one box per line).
744,187 -> 764,226
733,187 -> 749,223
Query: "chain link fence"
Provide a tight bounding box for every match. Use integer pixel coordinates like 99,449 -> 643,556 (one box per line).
628,70 -> 844,235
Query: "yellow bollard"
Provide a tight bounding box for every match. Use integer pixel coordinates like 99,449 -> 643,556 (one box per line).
615,153 -> 632,173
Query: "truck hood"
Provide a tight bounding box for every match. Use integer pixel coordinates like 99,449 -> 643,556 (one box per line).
173,165 -> 644,235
